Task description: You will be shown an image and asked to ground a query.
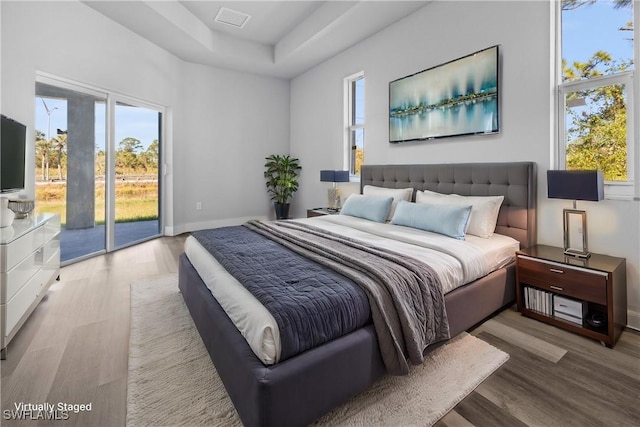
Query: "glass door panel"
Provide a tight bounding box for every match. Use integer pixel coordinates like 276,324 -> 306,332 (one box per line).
35,83 -> 107,264
113,101 -> 161,249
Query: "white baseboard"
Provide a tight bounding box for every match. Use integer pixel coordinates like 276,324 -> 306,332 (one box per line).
626,309 -> 640,331
164,216 -> 268,237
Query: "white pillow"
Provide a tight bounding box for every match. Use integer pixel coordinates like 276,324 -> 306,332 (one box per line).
415,189 -> 504,238
362,185 -> 413,220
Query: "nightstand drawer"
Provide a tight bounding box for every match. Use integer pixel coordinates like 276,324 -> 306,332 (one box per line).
517,256 -> 607,305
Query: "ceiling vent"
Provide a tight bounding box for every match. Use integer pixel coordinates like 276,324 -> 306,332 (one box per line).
214,7 -> 251,29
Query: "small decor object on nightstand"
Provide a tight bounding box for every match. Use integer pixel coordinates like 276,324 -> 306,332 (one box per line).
587,312 -> 606,329
320,170 -> 349,210
547,170 -> 603,258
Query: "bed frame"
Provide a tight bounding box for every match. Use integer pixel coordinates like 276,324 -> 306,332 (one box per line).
179,162 -> 536,427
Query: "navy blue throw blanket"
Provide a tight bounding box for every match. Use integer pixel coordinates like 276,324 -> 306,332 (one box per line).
191,226 -> 371,362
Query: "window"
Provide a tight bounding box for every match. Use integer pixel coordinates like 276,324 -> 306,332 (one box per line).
345,72 -> 364,177
558,0 -> 636,198
559,73 -> 632,181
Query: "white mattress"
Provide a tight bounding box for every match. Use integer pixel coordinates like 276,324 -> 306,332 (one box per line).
184,215 -> 520,365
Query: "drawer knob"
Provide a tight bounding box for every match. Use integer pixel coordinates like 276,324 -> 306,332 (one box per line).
549,268 -> 564,274
550,285 -> 564,291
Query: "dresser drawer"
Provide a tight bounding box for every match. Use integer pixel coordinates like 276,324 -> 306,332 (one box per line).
1,247 -> 43,304
5,267 -> 48,334
517,255 -> 607,305
0,227 -> 44,272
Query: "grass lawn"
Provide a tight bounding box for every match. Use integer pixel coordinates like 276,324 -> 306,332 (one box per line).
35,181 -> 158,226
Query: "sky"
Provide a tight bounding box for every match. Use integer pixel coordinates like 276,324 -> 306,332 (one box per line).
34,0 -> 633,150
562,0 -> 633,70
35,98 -> 159,152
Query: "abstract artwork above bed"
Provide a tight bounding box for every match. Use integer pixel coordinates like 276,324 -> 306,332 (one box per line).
389,45 -> 500,143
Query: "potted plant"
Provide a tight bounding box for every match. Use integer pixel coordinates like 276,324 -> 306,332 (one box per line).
264,154 -> 301,219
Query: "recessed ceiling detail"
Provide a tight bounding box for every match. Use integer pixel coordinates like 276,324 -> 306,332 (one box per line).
214,7 -> 250,29
83,0 -> 430,79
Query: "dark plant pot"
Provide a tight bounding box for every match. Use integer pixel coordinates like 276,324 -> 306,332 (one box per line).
274,203 -> 290,220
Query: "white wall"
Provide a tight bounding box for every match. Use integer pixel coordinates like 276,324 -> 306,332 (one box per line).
290,0 -> 640,328
172,62 -> 290,233
1,1 -> 290,235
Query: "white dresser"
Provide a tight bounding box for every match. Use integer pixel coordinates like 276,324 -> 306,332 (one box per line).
0,214 -> 60,358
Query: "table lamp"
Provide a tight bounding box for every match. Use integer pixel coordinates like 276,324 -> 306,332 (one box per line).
320,170 -> 350,210
547,170 -> 604,258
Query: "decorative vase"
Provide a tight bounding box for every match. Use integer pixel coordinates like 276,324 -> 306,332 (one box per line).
0,197 -> 16,228
274,203 -> 290,220
7,199 -> 35,219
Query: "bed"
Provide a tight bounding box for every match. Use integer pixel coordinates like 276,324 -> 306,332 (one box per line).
178,162 -> 536,427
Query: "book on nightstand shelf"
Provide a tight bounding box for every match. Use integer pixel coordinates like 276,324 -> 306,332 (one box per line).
523,286 -> 553,316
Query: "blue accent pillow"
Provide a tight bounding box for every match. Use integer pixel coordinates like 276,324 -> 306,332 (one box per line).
340,195 -> 393,223
390,200 -> 472,240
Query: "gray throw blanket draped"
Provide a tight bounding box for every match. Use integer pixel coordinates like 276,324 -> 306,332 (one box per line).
245,220 -> 450,375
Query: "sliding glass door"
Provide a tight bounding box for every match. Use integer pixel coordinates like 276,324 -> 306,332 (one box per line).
35,76 -> 163,264
113,101 -> 161,249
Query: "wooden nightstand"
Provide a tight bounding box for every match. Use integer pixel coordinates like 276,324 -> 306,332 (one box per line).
516,245 -> 626,348
306,208 -> 340,218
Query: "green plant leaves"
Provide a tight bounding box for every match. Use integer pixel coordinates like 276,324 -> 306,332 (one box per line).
264,155 -> 301,204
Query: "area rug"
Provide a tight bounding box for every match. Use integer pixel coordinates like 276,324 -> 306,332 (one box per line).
127,274 -> 509,427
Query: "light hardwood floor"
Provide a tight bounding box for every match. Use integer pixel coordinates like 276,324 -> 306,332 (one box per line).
1,235 -> 639,426
1,236 -> 186,426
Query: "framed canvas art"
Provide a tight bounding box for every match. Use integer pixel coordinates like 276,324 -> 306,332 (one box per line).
389,45 -> 499,143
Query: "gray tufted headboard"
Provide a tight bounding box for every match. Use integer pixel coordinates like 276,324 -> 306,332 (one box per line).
360,162 -> 537,248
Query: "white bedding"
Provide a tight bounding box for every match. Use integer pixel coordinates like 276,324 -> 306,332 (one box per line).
184,215 -> 520,365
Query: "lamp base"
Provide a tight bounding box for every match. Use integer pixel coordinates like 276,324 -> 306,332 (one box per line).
564,248 -> 591,259
327,187 -> 341,210
563,207 -> 590,260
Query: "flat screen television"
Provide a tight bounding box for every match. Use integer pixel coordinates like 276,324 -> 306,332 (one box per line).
389,45 -> 499,143
1,114 -> 27,194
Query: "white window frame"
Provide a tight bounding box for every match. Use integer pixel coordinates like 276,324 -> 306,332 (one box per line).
555,1 -> 638,200
344,71 -> 364,179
